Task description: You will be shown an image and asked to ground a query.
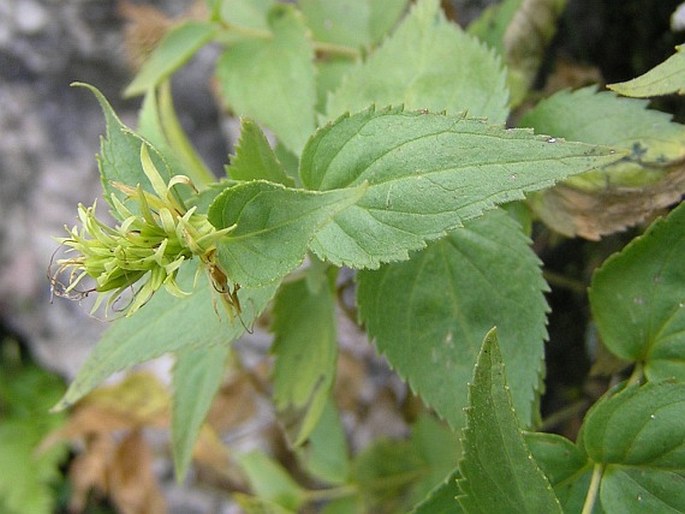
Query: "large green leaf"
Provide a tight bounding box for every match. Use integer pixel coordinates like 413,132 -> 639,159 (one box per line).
208,180 -> 366,287
53,264 -> 277,410
74,83 -> 173,211
171,343 -> 230,479
581,382 -> 685,513
300,106 -> 623,269
216,4 -> 316,155
589,201 -> 685,381
326,0 -> 509,124
226,119 -> 294,186
124,21 -> 217,97
357,209 -> 548,429
609,45 -> 685,97
457,329 -> 563,514
299,0 -> 408,49
271,276 -> 338,445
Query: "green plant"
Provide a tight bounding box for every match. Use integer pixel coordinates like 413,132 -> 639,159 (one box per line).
50,0 -> 685,512
0,338 -> 68,514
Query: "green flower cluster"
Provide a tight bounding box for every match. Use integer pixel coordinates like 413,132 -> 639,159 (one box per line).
51,145 -> 234,317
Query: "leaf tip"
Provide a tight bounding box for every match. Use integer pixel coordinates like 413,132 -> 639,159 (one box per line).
50,398 -> 70,413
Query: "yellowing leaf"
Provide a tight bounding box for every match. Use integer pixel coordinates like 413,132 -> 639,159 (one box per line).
521,87 -> 685,239
81,372 -> 170,425
609,45 -> 685,97
107,430 -> 167,514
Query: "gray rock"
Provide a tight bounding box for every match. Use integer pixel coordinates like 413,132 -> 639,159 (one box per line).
0,0 -> 226,379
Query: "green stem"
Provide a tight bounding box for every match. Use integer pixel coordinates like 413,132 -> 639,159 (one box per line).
218,21 -> 272,39
312,40 -> 360,59
218,21 -> 360,59
542,270 -> 586,294
539,399 -> 588,431
581,463 -> 604,514
626,361 -> 644,387
301,468 -> 425,505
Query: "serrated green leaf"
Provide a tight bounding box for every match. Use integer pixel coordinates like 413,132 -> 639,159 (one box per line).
581,382 -> 685,513
589,201 -> 685,380
171,344 -> 230,479
208,180 -> 366,287
216,4 -> 316,155
296,398 -> 350,485
457,329 -> 563,514
227,119 -> 293,185
271,276 -> 337,445
609,45 -> 685,97
357,209 -> 548,429
326,0 -> 509,124
299,0 -> 408,49
125,21 -> 217,97
74,83 -> 173,211
410,468 -> 463,514
238,451 -> 306,511
300,106 -> 623,269
54,264 -> 278,410
520,87 -> 685,191
525,432 -> 595,513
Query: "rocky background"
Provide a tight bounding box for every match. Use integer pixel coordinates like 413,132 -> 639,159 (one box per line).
1,2 -> 240,512
0,1 -> 682,513
0,0 -> 229,379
